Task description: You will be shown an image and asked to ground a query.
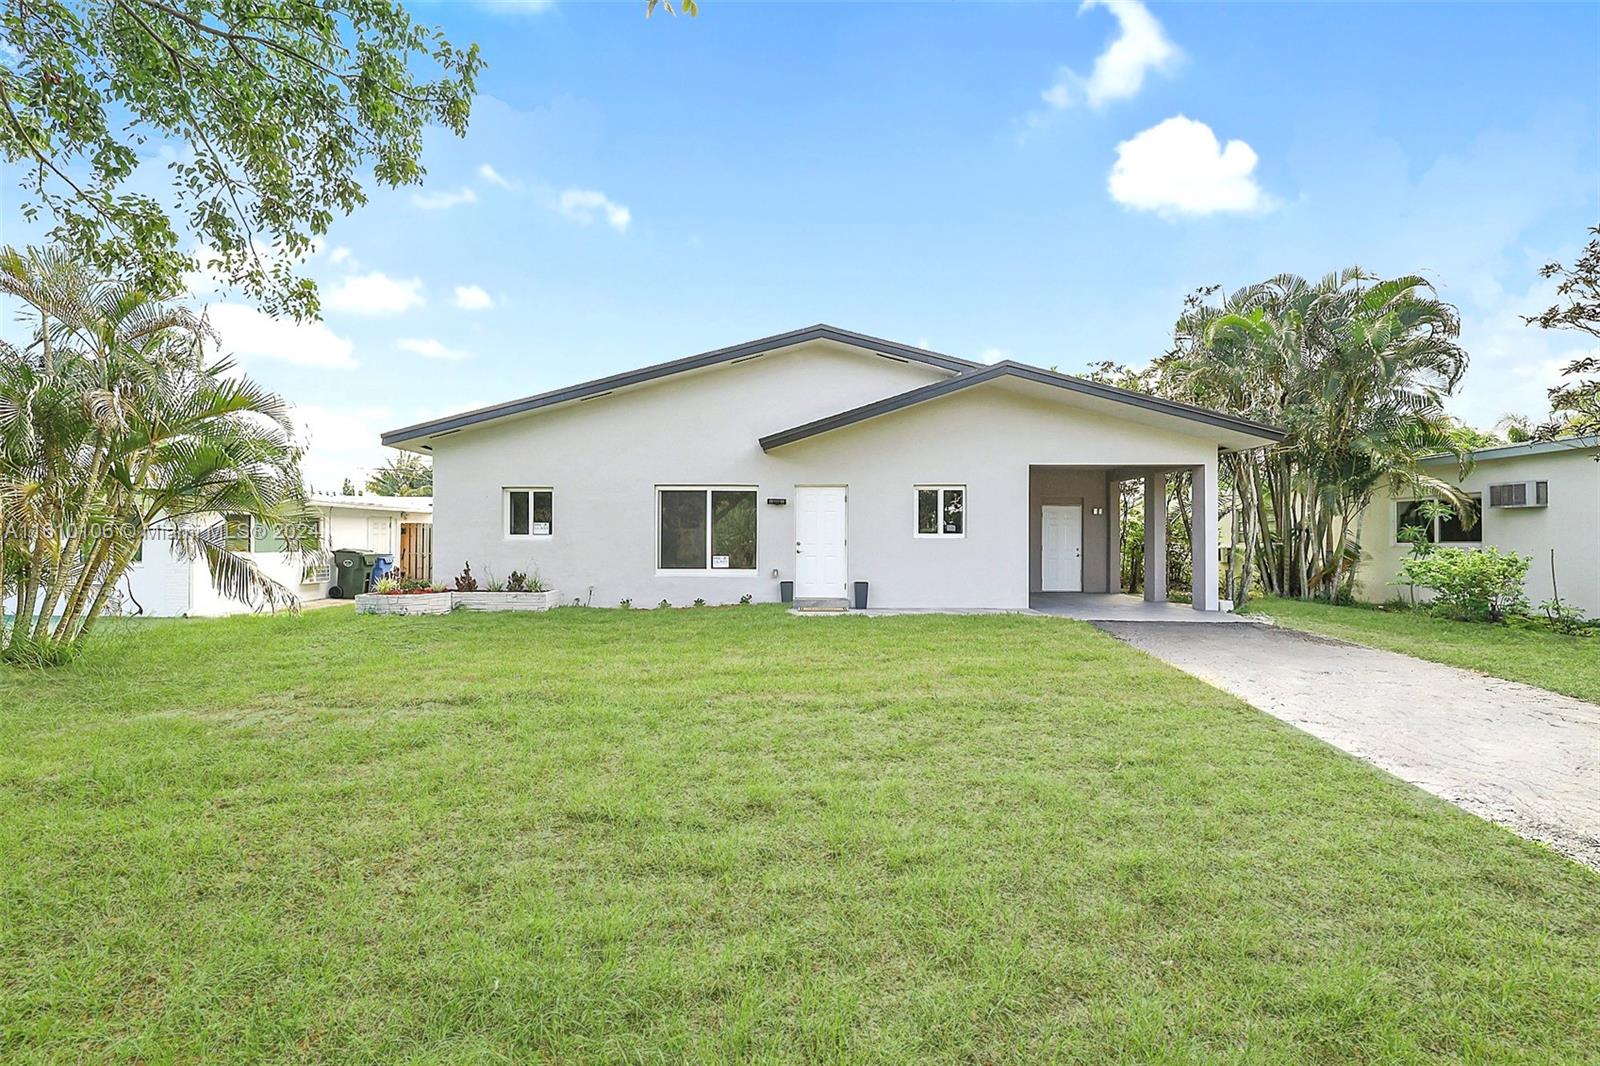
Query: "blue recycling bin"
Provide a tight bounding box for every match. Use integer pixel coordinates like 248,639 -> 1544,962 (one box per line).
370,554 -> 396,587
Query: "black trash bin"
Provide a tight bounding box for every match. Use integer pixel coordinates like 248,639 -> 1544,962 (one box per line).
852,581 -> 869,610
330,549 -> 379,598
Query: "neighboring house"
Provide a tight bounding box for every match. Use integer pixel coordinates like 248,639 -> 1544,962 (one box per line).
381,325 -> 1282,611
1355,436 -> 1600,616
118,494 -> 433,617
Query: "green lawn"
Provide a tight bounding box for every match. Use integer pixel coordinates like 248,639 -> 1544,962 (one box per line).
2,607 -> 1596,1062
1241,597 -> 1600,705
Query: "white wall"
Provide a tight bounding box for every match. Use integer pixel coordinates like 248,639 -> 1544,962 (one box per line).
117,503 -> 421,617
427,341 -> 1226,609
120,530 -> 195,617
1355,449 -> 1600,615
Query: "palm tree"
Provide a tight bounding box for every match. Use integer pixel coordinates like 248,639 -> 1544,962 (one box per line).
365,453 -> 432,496
1157,268 -> 1471,602
1495,413 -> 1535,443
1,246 -> 316,665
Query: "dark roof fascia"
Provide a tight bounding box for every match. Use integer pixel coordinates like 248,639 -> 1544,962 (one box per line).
380,324 -> 981,446
758,361 -> 1287,451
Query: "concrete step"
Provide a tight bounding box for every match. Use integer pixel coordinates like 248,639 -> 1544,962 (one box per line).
794,597 -> 850,613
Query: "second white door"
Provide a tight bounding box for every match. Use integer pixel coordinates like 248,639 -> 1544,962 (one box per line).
367,517 -> 394,555
1041,504 -> 1083,592
795,486 -> 848,599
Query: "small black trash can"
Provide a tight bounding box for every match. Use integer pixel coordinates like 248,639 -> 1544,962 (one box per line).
852,581 -> 869,610
779,580 -> 794,603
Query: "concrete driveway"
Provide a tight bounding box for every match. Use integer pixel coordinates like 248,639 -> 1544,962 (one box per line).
1095,622 -> 1600,869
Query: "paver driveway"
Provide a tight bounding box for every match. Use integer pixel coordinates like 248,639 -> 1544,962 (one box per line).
1096,621 -> 1600,869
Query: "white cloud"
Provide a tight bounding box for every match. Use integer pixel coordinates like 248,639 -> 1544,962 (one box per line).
1108,115 -> 1273,217
557,188 -> 631,232
328,246 -> 355,267
1043,0 -> 1179,110
290,403 -> 397,493
323,271 -> 425,316
478,163 -> 520,191
453,284 -> 494,311
205,303 -> 357,370
410,186 -> 479,210
980,347 -> 1009,364
1451,273 -> 1593,427
398,337 -> 471,361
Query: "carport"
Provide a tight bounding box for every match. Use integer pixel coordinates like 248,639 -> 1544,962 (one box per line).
1028,462 -> 1223,612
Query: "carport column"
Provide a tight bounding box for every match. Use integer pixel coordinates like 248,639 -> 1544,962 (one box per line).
1142,473 -> 1167,603
1106,476 -> 1123,593
1191,457 -> 1221,612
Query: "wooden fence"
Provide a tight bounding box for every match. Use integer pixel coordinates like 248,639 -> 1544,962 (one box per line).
398,522 -> 433,584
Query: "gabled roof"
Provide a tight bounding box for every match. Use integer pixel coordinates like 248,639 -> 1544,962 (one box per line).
758,360 -> 1286,451
1420,435 -> 1599,464
381,324 -> 979,447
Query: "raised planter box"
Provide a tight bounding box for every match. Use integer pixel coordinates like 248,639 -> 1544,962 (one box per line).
451,590 -> 561,612
355,591 -> 452,616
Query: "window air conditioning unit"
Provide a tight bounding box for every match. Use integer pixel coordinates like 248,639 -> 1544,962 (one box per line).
1487,480 -> 1548,509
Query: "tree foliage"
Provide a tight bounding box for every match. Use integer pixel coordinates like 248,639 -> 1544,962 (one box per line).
0,246 -> 316,666
366,452 -> 431,496
1523,224 -> 1600,439
0,0 -> 482,319
1154,269 -> 1471,604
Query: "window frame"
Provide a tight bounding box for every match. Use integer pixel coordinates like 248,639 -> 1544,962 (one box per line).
1393,494 -> 1482,546
914,485 -> 967,539
251,519 -> 289,554
503,487 -> 554,540
223,513 -> 254,553
655,485 -> 759,575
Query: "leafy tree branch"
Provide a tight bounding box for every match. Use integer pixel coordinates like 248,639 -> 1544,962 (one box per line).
0,0 -> 484,319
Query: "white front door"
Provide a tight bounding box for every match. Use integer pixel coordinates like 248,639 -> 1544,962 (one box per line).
1041,504 -> 1083,592
795,486 -> 848,599
367,517 -> 394,555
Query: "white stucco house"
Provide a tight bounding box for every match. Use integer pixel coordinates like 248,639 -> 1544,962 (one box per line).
1355,436 -> 1600,616
119,494 -> 433,617
380,325 -> 1283,611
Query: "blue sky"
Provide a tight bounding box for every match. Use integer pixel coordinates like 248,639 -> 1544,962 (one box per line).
7,1 -> 1600,488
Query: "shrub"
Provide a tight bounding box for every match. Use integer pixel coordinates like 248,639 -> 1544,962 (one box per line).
1399,547 -> 1530,623
453,562 -> 479,593
1540,598 -> 1597,636
619,598 -> 632,609
739,594 -> 752,605
373,576 -> 400,594
1314,583 -> 1356,607
656,599 -> 671,610
693,597 -> 707,608
506,570 -> 527,593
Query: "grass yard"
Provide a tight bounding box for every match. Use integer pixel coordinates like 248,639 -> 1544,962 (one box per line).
1241,597 -> 1600,705
2,606 -> 1597,1062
